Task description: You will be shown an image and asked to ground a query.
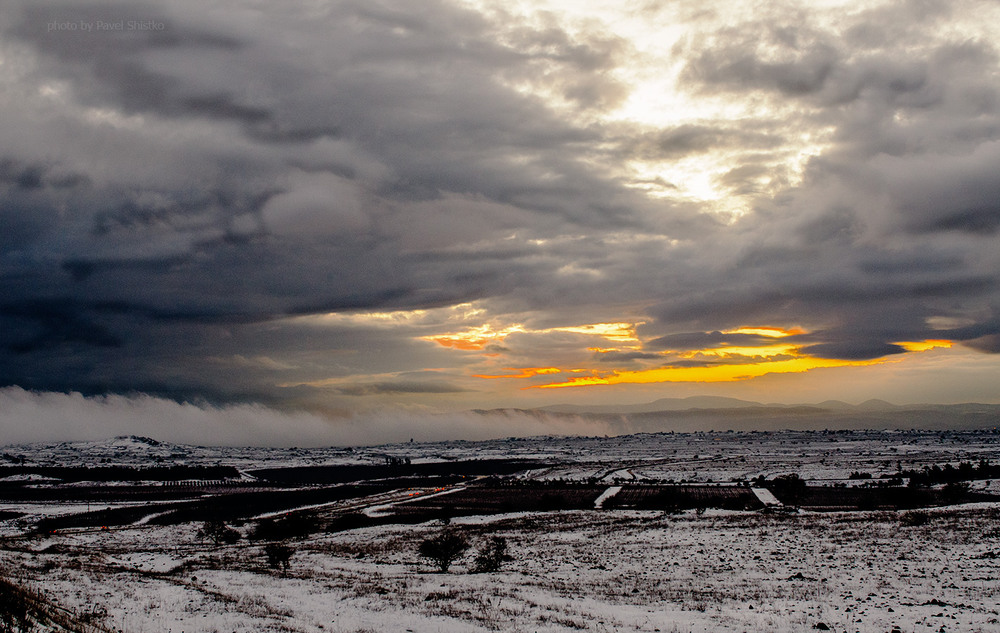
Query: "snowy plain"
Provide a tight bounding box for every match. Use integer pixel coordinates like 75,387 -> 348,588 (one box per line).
1,429 -> 999,633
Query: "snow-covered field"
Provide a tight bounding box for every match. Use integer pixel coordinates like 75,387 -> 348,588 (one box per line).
6,429 -> 998,477
2,429 -> 1000,632
2,506 -> 999,632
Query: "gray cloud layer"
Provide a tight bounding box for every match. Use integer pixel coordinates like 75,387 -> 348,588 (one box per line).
1,0 -> 999,412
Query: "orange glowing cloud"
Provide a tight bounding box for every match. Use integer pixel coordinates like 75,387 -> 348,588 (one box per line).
424,324 -> 526,351
427,336 -> 494,351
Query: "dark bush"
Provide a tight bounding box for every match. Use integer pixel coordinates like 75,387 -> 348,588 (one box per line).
264,542 -> 294,574
942,481 -> 971,502
471,536 -> 510,573
768,473 -> 807,503
419,531 -> 469,573
197,520 -> 240,545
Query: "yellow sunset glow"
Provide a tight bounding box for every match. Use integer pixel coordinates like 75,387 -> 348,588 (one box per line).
726,326 -> 804,338
693,344 -> 798,359
533,356 -> 882,389
450,330 -> 959,390
897,340 -> 953,353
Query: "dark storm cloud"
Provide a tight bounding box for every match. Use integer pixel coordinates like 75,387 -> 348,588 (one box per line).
0,157 -> 90,191
623,124 -> 783,160
2,0 -> 1000,412
962,335 -> 1000,353
330,381 -> 470,397
677,2 -> 966,109
682,24 -> 840,97
661,354 -> 797,368
799,341 -> 907,361
592,351 -> 663,363
0,299 -> 121,353
645,331 -> 777,352
14,3 -> 257,124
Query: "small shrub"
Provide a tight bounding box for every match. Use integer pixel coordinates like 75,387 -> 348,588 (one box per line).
419,531 -> 469,573
471,536 -> 510,573
197,520 -> 240,546
900,510 -> 929,526
264,542 -> 294,574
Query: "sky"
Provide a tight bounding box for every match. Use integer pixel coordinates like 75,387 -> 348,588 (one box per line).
2,0 -> 1000,444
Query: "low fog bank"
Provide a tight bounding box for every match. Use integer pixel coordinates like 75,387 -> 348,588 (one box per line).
3,387 -> 997,449
0,387 -> 613,447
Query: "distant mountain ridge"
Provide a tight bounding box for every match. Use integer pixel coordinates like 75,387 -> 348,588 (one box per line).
519,397 -> 1000,433
539,396 -> 756,414
539,396 -> 908,415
